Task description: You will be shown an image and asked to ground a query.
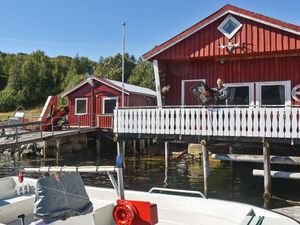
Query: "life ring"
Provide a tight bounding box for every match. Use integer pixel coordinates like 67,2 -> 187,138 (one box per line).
292,84 -> 300,102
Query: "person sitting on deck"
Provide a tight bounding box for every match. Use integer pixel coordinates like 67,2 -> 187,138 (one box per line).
213,78 -> 230,105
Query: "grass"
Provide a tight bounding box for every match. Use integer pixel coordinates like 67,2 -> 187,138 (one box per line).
0,107 -> 43,121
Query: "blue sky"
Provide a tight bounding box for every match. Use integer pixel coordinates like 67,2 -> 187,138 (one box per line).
0,0 -> 299,61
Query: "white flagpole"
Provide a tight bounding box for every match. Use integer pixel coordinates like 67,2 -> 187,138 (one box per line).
121,22 -> 126,107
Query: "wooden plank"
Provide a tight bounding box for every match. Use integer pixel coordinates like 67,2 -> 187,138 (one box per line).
175,108 -> 180,134
247,107 -> 253,137
155,108 -> 160,134
169,109 -> 175,134
201,108 -> 207,136
190,108 -> 196,135
241,109 -> 247,136
278,108 -> 285,137
212,154 -> 300,165
235,108 -> 241,137
133,109 -> 138,133
185,109 -> 191,135
218,109 -> 224,136
253,108 -> 259,137
223,108 -> 229,136
165,109 -> 170,134
212,109 -> 218,136
271,108 -> 278,138
265,108 -> 272,137
291,108 -> 298,138
229,108 -> 235,136
137,109 -> 142,134
285,108 -> 292,138
253,169 -> 300,180
196,109 -> 201,135
151,109 -> 155,134
146,110 -> 151,134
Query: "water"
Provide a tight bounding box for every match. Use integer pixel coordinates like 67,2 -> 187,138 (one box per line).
0,152 -> 299,209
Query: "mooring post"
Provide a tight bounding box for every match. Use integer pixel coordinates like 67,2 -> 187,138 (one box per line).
263,142 -> 271,207
116,141 -> 125,199
43,141 -> 48,160
96,137 -> 101,155
201,140 -> 209,197
165,141 -> 169,169
133,139 -> 137,157
56,139 -> 61,161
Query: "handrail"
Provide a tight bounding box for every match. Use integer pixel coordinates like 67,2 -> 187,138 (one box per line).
148,187 -> 206,198
116,104 -> 300,109
23,166 -> 116,173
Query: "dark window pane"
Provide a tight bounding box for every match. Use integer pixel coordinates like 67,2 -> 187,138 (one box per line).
222,20 -> 237,34
104,99 -> 117,114
261,85 -> 285,105
76,100 -> 87,114
228,86 -> 249,105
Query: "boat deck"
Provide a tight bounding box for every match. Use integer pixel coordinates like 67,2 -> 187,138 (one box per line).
273,206 -> 300,222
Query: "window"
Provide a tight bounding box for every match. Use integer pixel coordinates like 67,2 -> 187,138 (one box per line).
75,98 -> 87,115
218,15 -> 242,39
225,83 -> 254,106
256,81 -> 291,106
103,97 -> 118,114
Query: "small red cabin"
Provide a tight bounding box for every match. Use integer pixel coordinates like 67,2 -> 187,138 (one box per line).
62,76 -> 156,128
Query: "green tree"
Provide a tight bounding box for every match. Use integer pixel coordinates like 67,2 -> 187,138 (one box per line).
127,58 -> 155,90
95,53 -> 136,81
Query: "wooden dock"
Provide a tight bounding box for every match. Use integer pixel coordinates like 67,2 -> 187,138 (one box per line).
0,125 -> 99,151
273,206 -> 300,222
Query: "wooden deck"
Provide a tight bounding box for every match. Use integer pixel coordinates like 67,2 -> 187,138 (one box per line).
273,206 -> 300,222
0,127 -> 99,150
114,106 -> 300,141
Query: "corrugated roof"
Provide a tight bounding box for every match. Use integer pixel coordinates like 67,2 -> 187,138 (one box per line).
61,76 -> 157,97
103,78 -> 157,97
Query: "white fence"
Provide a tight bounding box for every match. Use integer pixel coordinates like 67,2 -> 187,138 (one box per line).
113,107 -> 300,139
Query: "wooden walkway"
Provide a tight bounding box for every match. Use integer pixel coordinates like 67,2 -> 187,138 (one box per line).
273,206 -> 300,222
0,127 -> 99,150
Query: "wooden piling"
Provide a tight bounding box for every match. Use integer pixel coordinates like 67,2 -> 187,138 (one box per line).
263,142 -> 271,207
43,141 -> 48,160
133,139 -> 137,157
201,140 -> 209,197
165,141 -> 169,169
96,138 -> 101,155
56,139 -> 61,161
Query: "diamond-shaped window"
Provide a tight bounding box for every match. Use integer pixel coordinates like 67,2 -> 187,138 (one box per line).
218,15 -> 242,39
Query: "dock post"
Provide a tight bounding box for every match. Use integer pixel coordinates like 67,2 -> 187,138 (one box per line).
43,141 -> 48,159
116,141 -> 125,199
96,137 -> 101,155
56,139 -> 61,161
263,142 -> 271,207
165,141 -> 169,169
133,139 -> 137,157
201,140 -> 209,197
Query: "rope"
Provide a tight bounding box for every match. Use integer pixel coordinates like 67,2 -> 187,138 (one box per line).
271,194 -> 300,206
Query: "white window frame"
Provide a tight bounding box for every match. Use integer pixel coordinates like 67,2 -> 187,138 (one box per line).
102,97 -> 118,114
218,15 -> 242,39
224,82 -> 255,106
75,98 -> 88,115
181,79 -> 206,105
255,81 -> 291,106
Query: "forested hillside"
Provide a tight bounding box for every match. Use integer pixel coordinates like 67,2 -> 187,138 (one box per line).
0,50 -> 154,112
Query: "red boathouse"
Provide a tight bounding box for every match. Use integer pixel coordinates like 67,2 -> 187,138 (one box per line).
113,5 -> 300,141
62,76 -> 156,128
143,4 -> 300,107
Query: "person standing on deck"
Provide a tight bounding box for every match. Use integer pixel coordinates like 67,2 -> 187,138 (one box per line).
214,78 -> 230,105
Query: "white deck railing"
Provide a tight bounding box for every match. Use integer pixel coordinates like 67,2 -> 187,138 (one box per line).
113,106 -> 300,139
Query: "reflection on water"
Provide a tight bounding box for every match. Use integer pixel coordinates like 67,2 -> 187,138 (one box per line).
0,152 -> 299,209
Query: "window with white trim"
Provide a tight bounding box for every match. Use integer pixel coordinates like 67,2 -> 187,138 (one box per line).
75,98 -> 87,115
218,15 -> 242,39
103,97 -> 118,114
225,83 -> 254,106
256,81 -> 291,106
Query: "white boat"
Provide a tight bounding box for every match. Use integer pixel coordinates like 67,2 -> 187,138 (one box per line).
0,164 -> 298,225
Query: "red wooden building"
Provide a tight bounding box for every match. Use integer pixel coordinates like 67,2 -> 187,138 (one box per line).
62,76 -> 156,128
143,4 -> 300,107
113,5 -> 300,141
